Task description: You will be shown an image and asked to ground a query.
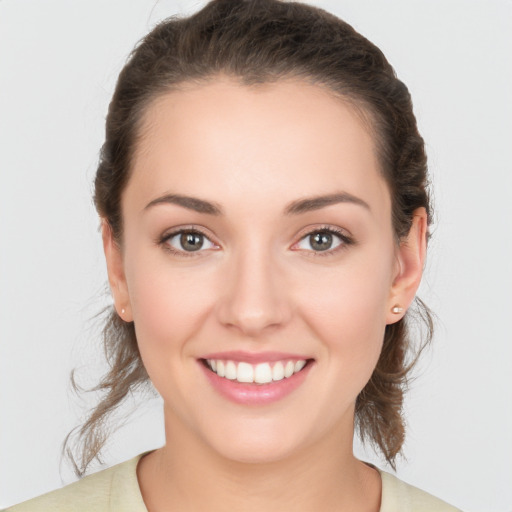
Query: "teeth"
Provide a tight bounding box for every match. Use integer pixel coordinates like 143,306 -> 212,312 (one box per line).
272,361 -> 285,381
225,361 -> 237,380
254,363 -> 272,384
206,358 -> 308,384
284,361 -> 295,378
294,360 -> 306,372
237,362 -> 254,383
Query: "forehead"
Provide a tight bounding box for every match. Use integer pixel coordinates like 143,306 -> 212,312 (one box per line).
126,78 -> 390,219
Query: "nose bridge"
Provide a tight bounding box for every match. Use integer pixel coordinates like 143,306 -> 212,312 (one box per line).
217,237 -> 290,336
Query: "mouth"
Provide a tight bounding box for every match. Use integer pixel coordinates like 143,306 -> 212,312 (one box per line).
201,358 -> 312,385
198,351 -> 315,404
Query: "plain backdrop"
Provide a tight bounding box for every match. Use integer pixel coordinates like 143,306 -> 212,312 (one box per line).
1,1 -> 511,510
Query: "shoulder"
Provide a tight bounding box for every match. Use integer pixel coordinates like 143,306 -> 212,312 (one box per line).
3,454 -> 148,512
379,469 -> 462,512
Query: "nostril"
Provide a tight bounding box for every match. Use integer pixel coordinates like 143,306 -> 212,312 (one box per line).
214,264 -> 292,334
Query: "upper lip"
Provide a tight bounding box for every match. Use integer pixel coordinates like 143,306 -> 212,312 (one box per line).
200,351 -> 312,364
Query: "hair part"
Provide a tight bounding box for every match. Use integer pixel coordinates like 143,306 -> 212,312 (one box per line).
66,0 -> 433,476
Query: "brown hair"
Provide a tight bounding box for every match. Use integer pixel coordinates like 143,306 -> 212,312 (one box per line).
66,0 -> 432,475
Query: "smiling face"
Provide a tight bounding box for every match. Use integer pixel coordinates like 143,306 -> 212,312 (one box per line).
103,78 -> 424,464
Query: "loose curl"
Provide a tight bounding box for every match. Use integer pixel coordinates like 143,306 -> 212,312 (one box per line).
65,0 -> 433,476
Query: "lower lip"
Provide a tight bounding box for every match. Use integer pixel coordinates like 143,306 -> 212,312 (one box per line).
200,361 -> 313,405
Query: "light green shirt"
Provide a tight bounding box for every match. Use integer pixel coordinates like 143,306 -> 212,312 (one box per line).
4,453 -> 461,511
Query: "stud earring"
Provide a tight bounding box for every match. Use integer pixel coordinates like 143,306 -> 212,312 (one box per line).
121,308 -> 126,315
391,305 -> 404,314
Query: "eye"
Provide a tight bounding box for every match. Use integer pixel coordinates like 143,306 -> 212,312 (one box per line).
161,228 -> 217,255
294,228 -> 352,254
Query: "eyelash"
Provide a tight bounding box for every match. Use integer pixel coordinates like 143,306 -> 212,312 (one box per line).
158,225 -> 354,258
294,226 -> 354,257
159,226 -> 216,258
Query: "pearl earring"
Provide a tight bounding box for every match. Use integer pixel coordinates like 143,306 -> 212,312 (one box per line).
121,308 -> 126,315
391,305 -> 404,314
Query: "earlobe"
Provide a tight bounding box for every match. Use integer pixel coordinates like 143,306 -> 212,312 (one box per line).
101,220 -> 133,322
386,208 -> 428,325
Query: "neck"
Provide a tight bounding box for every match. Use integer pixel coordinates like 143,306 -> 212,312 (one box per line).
137,408 -> 381,512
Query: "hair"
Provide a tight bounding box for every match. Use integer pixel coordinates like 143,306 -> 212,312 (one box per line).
65,0 -> 433,476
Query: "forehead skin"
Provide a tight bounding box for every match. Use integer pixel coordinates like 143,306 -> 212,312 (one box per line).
124,77 -> 391,236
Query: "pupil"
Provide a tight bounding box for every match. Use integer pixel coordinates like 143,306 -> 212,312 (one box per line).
180,232 -> 203,251
311,232 -> 332,251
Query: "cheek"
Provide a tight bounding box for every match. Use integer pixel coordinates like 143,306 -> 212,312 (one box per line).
296,248 -> 394,373
124,251 -> 216,358
124,255 -> 223,405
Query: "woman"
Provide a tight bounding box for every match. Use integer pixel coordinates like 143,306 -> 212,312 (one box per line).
5,0 -> 462,510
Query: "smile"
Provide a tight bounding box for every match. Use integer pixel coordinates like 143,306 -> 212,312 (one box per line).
205,359 -> 307,384
199,352 -> 314,405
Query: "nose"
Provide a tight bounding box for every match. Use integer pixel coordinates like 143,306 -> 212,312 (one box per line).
216,246 -> 292,337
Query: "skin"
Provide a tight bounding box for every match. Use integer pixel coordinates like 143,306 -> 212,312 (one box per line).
103,78 -> 427,512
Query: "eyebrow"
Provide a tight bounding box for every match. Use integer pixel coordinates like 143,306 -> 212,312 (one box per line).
144,194 -> 223,215
144,191 -> 370,216
284,192 -> 370,215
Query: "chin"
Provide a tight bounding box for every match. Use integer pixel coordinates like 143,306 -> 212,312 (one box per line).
198,418 -> 317,465
212,437 -> 298,465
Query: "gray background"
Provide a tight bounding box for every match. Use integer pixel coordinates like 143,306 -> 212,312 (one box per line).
1,1 -> 511,510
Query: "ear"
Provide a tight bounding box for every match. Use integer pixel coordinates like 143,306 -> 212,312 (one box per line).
386,208 -> 428,325
101,220 -> 133,322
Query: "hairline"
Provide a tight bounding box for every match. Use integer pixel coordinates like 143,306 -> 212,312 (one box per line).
114,72 -> 393,244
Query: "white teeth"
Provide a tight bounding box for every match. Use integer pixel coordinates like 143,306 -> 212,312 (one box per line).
225,361 -> 237,380
237,362 -> 254,383
206,358 -> 308,384
294,360 -> 306,372
254,363 -> 272,384
272,361 -> 285,381
284,361 -> 295,378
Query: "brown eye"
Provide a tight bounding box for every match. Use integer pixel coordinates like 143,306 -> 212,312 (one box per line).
180,232 -> 204,251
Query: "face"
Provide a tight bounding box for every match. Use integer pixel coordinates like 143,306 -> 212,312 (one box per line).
104,78 -> 424,464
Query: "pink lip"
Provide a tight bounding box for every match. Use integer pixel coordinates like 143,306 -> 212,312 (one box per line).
199,358 -> 314,406
201,350 -> 310,364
